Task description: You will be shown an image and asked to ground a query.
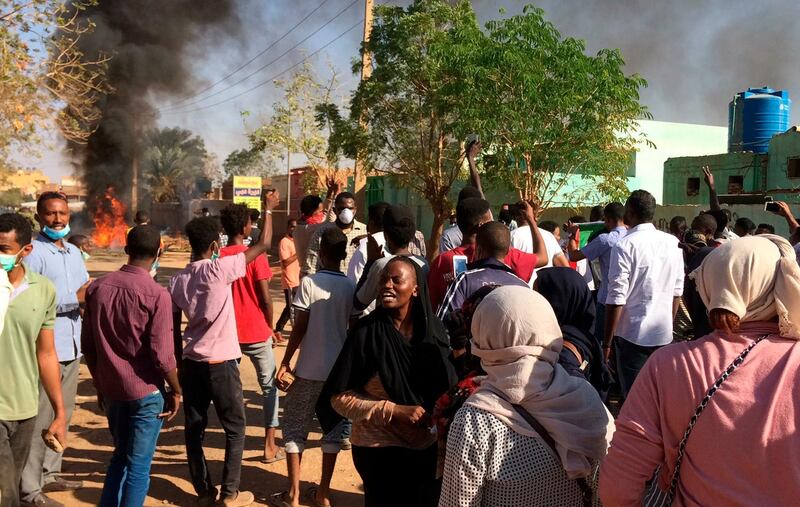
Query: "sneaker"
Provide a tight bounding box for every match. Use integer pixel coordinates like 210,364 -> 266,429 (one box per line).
42,476 -> 83,492
340,438 -> 352,451
221,490 -> 255,507
21,494 -> 65,507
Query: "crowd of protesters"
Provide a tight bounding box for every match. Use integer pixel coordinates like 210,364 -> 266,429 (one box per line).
1,146 -> 800,507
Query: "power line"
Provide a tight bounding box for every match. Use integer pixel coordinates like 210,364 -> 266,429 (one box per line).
166,0 -> 335,107
159,0 -> 360,113
160,18 -> 363,116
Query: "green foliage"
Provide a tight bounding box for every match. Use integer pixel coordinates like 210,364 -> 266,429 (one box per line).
222,148 -> 270,178
322,0 -> 649,241
0,0 -> 110,175
0,187 -> 30,208
141,127 -> 208,203
248,62 -> 344,193
458,5 -> 650,206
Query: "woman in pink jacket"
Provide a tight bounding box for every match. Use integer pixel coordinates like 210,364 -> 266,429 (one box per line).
600,235 -> 800,506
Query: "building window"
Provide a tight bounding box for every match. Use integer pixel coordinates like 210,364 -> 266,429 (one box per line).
728,175 -> 744,194
686,177 -> 700,196
789,158 -> 800,178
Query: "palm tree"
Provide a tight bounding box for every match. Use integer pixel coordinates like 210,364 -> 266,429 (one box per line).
142,127 -> 207,202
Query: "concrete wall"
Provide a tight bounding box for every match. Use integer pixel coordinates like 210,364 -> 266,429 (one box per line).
663,152 -> 767,205
766,129 -> 800,200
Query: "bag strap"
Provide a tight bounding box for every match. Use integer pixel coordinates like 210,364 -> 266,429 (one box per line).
511,403 -> 594,507
663,334 -> 768,501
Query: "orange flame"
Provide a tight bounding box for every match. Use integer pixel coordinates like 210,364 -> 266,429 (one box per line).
91,188 -> 129,249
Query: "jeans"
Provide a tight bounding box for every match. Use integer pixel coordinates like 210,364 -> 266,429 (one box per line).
614,336 -> 664,402
595,302 -> 606,347
181,359 -> 246,499
100,391 -> 165,507
0,417 -> 36,507
21,358 -> 80,502
240,340 -> 279,428
275,287 -> 297,332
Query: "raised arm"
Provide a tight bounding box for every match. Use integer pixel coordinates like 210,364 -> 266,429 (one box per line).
703,166 -> 720,212
243,189 -> 280,264
466,140 -> 484,199
566,223 -> 587,262
521,201 -> 548,268
776,201 -> 800,236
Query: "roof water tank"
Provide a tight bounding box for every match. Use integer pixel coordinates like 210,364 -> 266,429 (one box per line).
728,94 -> 744,152
740,87 -> 791,153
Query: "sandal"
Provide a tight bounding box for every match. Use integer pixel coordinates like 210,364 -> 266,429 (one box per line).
262,448 -> 286,464
268,491 -> 293,507
305,486 -> 332,507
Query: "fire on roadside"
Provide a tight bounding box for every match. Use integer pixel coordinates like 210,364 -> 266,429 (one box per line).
91,187 -> 128,249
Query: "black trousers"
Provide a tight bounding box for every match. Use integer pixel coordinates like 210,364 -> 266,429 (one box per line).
352,443 -> 440,507
180,359 -> 246,499
0,417 -> 36,507
614,336 -> 664,403
275,287 -> 297,332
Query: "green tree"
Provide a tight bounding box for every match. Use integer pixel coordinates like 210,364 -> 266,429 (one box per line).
141,127 -> 208,203
460,5 -> 650,207
222,148 -> 271,179
0,1 -> 110,172
320,1 -> 479,254
0,187 -> 30,208
249,61 -> 347,194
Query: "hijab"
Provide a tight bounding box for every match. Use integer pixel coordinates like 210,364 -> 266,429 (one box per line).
466,286 -> 614,479
535,267 -> 607,392
319,258 -> 457,432
691,234 -> 800,339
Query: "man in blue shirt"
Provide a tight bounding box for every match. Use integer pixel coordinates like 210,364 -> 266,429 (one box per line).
566,202 -> 627,346
21,192 -> 89,507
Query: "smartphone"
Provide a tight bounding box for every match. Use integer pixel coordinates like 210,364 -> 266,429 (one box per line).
466,133 -> 480,146
765,201 -> 780,213
453,255 -> 468,278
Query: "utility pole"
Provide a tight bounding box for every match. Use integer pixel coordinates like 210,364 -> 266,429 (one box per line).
353,0 -> 373,218
286,144 -> 291,218
131,114 -> 139,214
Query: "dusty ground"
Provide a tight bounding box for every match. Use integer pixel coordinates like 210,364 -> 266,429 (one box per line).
48,250 -> 364,506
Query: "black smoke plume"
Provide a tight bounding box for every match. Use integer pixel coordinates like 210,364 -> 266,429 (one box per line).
69,0 -> 240,211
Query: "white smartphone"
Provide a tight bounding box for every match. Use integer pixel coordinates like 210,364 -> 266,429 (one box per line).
453,255 -> 468,277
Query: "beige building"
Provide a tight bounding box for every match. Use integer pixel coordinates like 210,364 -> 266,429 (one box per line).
0,169 -> 50,196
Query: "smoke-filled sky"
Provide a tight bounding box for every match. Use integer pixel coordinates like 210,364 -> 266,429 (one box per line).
36,0 -> 800,180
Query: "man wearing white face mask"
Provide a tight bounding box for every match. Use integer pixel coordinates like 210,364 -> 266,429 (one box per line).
22,192 -> 90,506
305,191 -> 366,276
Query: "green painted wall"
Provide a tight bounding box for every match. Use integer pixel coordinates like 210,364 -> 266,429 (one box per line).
663,128 -> 800,206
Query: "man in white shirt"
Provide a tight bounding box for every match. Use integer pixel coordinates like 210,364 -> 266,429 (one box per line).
347,202 -> 390,283
566,203 -> 627,345
604,190 -> 684,401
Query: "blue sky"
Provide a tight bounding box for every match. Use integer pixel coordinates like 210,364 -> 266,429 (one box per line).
34,0 -> 800,181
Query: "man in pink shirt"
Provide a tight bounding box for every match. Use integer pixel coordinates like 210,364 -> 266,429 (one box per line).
170,192 -> 278,507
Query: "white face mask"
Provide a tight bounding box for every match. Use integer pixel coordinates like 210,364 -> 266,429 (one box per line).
338,208 -> 355,225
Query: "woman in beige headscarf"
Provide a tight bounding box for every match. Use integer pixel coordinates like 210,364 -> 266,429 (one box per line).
600,235 -> 800,506
439,286 -> 614,507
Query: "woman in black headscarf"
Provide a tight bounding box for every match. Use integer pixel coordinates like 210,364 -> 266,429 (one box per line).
535,267 -> 609,394
322,256 -> 456,507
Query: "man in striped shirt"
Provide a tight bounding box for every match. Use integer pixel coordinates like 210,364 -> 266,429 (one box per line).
82,225 -> 181,506
437,221 -> 534,321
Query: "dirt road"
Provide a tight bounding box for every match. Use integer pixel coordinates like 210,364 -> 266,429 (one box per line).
48,250 -> 364,506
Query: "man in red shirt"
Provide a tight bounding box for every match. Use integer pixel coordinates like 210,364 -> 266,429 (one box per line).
219,204 -> 283,464
428,198 -> 547,309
